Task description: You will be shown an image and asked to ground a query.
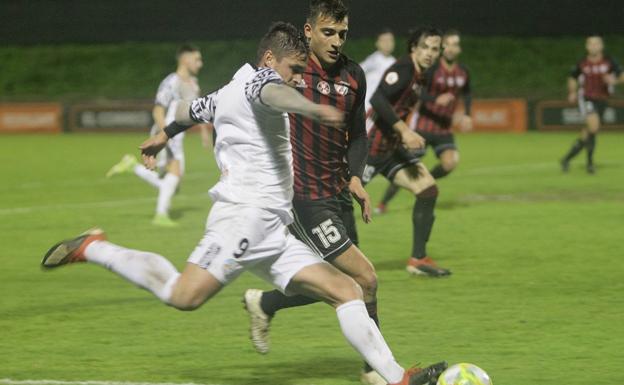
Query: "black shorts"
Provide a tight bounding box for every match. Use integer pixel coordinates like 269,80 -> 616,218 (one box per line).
416,130 -> 458,157
363,146 -> 423,184
289,189 -> 357,260
579,98 -> 608,118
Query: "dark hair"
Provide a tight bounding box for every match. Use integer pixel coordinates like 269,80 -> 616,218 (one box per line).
256,22 -> 309,63
407,26 -> 443,53
443,29 -> 461,40
376,27 -> 394,39
176,44 -> 200,60
307,0 -> 348,24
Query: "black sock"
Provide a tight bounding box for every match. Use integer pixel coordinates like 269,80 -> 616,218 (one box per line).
380,183 -> 400,205
586,133 -> 596,166
363,300 -> 380,373
563,138 -> 585,162
260,290 -> 320,317
412,185 -> 438,259
431,164 -> 450,179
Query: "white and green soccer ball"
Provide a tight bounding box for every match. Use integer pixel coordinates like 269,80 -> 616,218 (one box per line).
437,363 -> 492,385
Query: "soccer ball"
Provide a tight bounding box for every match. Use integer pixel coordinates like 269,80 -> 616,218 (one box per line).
437,363 -> 492,385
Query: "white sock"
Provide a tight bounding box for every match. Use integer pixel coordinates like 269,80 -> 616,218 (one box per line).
133,165 -> 162,189
84,240 -> 180,303
156,173 -> 180,215
336,300 -> 405,384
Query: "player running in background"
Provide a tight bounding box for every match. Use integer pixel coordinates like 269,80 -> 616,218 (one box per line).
42,22 -> 446,385
360,28 -> 396,111
562,35 -> 623,174
365,27 -> 451,277
107,44 -> 210,226
374,29 -> 472,214
242,2 -> 388,384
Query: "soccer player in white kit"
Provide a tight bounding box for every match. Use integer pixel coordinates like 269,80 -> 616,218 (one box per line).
106,44 -> 208,227
360,28 -> 396,111
41,22 -> 445,385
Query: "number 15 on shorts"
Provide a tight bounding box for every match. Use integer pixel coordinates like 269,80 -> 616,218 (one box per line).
311,219 -> 341,248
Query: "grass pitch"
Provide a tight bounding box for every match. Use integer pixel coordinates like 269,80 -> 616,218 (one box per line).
1,132 -> 623,385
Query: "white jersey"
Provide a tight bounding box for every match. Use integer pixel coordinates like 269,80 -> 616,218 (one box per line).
189,64 -> 294,224
360,51 -> 396,109
153,72 -> 200,130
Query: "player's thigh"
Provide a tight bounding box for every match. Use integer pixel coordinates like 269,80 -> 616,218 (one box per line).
331,245 -> 377,295
170,262 -> 224,310
586,112 -> 601,133
439,148 -> 460,170
287,257 -> 363,308
392,163 -> 435,194
290,198 -> 353,261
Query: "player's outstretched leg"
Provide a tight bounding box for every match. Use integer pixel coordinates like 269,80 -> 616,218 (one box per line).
392,165 -> 451,277
287,261 -> 447,385
42,228 -> 222,310
585,133 -> 596,174
375,183 -> 401,214
561,137 -> 585,172
430,149 -> 459,179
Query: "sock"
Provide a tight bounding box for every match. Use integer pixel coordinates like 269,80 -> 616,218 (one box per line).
363,300 -> 380,373
156,173 -> 180,216
430,164 -> 450,179
412,185 -> 438,259
563,138 -> 585,162
380,183 -> 400,206
586,133 -> 596,166
336,300 -> 404,384
133,165 -> 162,189
84,240 -> 180,303
260,290 -> 319,316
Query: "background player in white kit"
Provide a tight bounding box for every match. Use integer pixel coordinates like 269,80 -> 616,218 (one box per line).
360,28 -> 396,111
107,44 -> 209,227
41,22 -> 445,385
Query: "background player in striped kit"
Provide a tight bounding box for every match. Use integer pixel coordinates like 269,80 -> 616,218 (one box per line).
106,44 -> 210,226
360,28 -> 396,111
365,27 -> 451,277
562,35 -> 623,174
242,2 -> 391,384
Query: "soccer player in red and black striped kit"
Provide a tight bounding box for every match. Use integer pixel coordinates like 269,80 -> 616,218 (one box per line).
562,35 -> 624,174
364,27 -> 451,277
243,2 -> 446,385
375,29 -> 472,213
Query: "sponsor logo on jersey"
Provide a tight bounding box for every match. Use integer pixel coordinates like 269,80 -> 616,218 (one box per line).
317,80 -> 331,95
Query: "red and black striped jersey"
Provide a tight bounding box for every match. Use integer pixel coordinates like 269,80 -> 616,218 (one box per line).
417,60 -> 471,133
367,55 -> 423,157
290,54 -> 367,200
571,56 -> 622,100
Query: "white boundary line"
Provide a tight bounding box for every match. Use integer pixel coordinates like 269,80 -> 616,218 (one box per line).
0,380 -> 222,385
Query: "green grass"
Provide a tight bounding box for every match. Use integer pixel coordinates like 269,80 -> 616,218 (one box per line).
1,132 -> 623,385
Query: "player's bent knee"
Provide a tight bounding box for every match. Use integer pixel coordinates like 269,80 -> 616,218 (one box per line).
353,269 -> 378,297
333,276 -> 364,304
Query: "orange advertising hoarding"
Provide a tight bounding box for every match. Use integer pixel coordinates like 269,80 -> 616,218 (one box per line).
453,99 -> 527,133
0,103 -> 63,133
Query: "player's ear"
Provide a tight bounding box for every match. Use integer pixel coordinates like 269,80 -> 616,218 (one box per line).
262,50 -> 275,68
304,23 -> 313,39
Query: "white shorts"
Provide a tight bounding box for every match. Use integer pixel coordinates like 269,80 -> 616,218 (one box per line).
187,202 -> 325,293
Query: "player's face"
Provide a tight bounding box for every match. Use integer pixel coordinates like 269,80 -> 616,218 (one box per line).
412,35 -> 442,69
376,32 -> 395,56
443,35 -> 461,62
273,54 -> 307,87
182,51 -> 203,75
305,15 -> 349,66
586,37 -> 604,57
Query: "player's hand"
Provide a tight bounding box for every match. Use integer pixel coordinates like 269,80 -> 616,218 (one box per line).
139,131 -> 168,170
603,73 -> 617,86
316,105 -> 345,128
435,93 -> 455,107
348,177 -> 371,224
401,129 -> 426,150
459,115 -> 473,132
567,92 -> 577,104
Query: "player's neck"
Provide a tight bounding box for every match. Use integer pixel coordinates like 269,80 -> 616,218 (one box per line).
310,52 -> 334,71
587,53 -> 603,62
442,58 -> 457,69
176,67 -> 192,80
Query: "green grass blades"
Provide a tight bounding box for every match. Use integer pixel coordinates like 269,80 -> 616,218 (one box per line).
0,132 -> 623,385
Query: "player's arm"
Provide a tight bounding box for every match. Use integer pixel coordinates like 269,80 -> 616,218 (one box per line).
345,67 -> 371,223
604,57 -> 624,86
459,70 -> 473,131
568,62 -> 581,103
153,79 -> 174,131
152,105 -> 167,131
260,83 -> 343,127
370,64 -> 425,149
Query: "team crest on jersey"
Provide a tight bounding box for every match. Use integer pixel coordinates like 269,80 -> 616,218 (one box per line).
317,80 -> 331,95
334,83 -> 349,96
385,71 -> 399,85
